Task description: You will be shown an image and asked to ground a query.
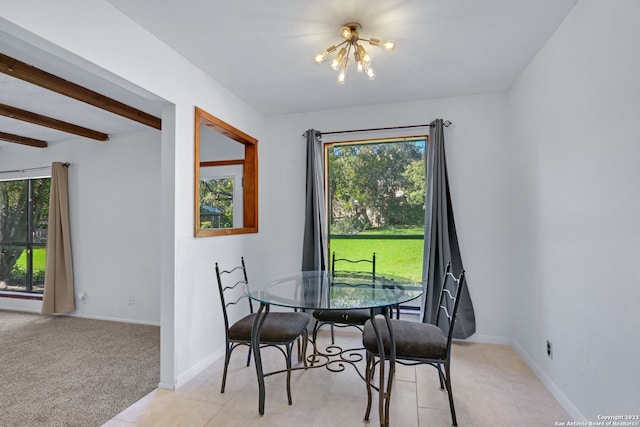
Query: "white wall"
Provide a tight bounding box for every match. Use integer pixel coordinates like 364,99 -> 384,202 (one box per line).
0,130 -> 162,324
0,0 -> 268,388
508,0 -> 640,420
264,92 -> 513,343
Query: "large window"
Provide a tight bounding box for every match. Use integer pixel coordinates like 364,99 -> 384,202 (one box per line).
326,137 -> 426,301
0,177 -> 50,294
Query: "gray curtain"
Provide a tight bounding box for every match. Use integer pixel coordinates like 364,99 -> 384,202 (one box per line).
42,162 -> 75,315
301,129 -> 328,271
421,119 -> 475,338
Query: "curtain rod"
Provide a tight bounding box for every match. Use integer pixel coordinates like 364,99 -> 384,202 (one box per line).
318,120 -> 451,136
0,162 -> 69,174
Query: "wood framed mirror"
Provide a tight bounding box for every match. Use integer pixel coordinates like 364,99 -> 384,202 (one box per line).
194,107 -> 258,237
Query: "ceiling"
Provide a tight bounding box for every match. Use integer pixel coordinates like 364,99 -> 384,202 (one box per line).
106,0 -> 578,115
0,26 -> 165,150
0,0 -> 578,150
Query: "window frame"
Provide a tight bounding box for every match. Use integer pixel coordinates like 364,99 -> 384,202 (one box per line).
0,176 -> 50,295
324,135 -> 428,310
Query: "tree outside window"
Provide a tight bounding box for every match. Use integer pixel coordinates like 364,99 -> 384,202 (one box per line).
327,138 -> 426,287
0,178 -> 50,293
199,177 -> 234,229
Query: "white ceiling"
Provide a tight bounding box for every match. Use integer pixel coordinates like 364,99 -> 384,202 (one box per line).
107,0 -> 578,116
0,26 -> 166,149
0,0 -> 578,150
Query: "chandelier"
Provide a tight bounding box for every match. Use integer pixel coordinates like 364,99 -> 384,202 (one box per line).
313,22 -> 395,84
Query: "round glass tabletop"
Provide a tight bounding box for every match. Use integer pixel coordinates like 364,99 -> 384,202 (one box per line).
248,270 -> 423,310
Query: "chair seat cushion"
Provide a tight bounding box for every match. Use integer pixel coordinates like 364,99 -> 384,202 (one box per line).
229,312 -> 310,343
312,308 -> 371,325
362,318 -> 447,360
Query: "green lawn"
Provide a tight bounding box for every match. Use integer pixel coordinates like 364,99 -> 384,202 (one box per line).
14,247 -> 47,274
329,226 -> 424,282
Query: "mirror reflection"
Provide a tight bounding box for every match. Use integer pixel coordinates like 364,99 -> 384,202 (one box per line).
194,107 -> 258,237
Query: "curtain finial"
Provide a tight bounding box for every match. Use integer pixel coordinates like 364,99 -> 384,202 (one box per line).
429,119 -> 452,127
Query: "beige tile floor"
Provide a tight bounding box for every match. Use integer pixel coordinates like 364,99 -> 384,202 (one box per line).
104,323 -> 570,427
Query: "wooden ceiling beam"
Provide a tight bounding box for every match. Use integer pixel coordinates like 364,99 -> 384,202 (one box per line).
0,131 -> 48,148
0,52 -> 161,130
0,103 -> 109,141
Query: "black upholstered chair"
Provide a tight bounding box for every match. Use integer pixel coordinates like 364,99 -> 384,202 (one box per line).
312,252 -> 377,345
362,261 -> 465,426
216,257 -> 309,405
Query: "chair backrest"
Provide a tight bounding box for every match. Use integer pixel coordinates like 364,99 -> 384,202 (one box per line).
331,251 -> 376,278
435,261 -> 466,347
215,257 -> 252,334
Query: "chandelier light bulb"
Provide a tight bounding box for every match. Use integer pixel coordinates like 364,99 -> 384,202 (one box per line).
381,40 -> 395,52
363,61 -> 376,80
357,44 -> 372,63
314,45 -> 337,64
339,25 -> 353,40
337,57 -> 349,84
330,47 -> 347,71
369,38 -> 396,52
314,52 -> 328,64
354,50 -> 364,72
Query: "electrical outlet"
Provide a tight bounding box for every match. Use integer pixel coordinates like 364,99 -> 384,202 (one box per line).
546,340 -> 553,359
128,296 -> 135,305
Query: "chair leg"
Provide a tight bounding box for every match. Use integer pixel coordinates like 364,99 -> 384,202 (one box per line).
433,363 -> 445,389
311,321 -> 320,365
369,356 -> 377,381
221,343 -> 232,393
364,353 -> 374,422
443,362 -> 457,426
246,345 -> 252,367
330,324 -> 335,344
301,330 -> 309,368
285,343 -> 294,405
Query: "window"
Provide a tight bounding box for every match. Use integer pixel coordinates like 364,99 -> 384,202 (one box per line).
0,177 -> 50,294
326,137 -> 426,308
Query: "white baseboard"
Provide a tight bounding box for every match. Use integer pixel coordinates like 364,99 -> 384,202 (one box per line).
157,381 -> 175,390
174,347 -> 226,389
0,301 -> 160,326
0,297 -> 42,313
511,338 -> 585,422
456,333 -> 511,345
69,312 -> 160,327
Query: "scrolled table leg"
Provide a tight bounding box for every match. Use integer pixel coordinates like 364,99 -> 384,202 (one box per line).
382,310 -> 396,427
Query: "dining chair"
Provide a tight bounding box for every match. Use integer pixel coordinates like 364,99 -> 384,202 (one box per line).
361,261 -> 465,426
215,257 -> 310,405
312,251 -> 379,345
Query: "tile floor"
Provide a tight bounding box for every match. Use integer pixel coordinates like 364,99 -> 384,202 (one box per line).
104,322 -> 570,427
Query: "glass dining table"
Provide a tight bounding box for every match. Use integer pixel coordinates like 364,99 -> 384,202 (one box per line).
247,270 -> 424,427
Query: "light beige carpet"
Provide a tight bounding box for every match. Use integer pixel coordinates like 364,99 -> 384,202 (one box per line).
0,310 -> 159,427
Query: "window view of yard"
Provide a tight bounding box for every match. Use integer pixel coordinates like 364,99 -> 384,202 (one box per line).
0,178 -> 50,293
329,227 -> 424,282
327,138 -> 426,286
0,247 -> 46,292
